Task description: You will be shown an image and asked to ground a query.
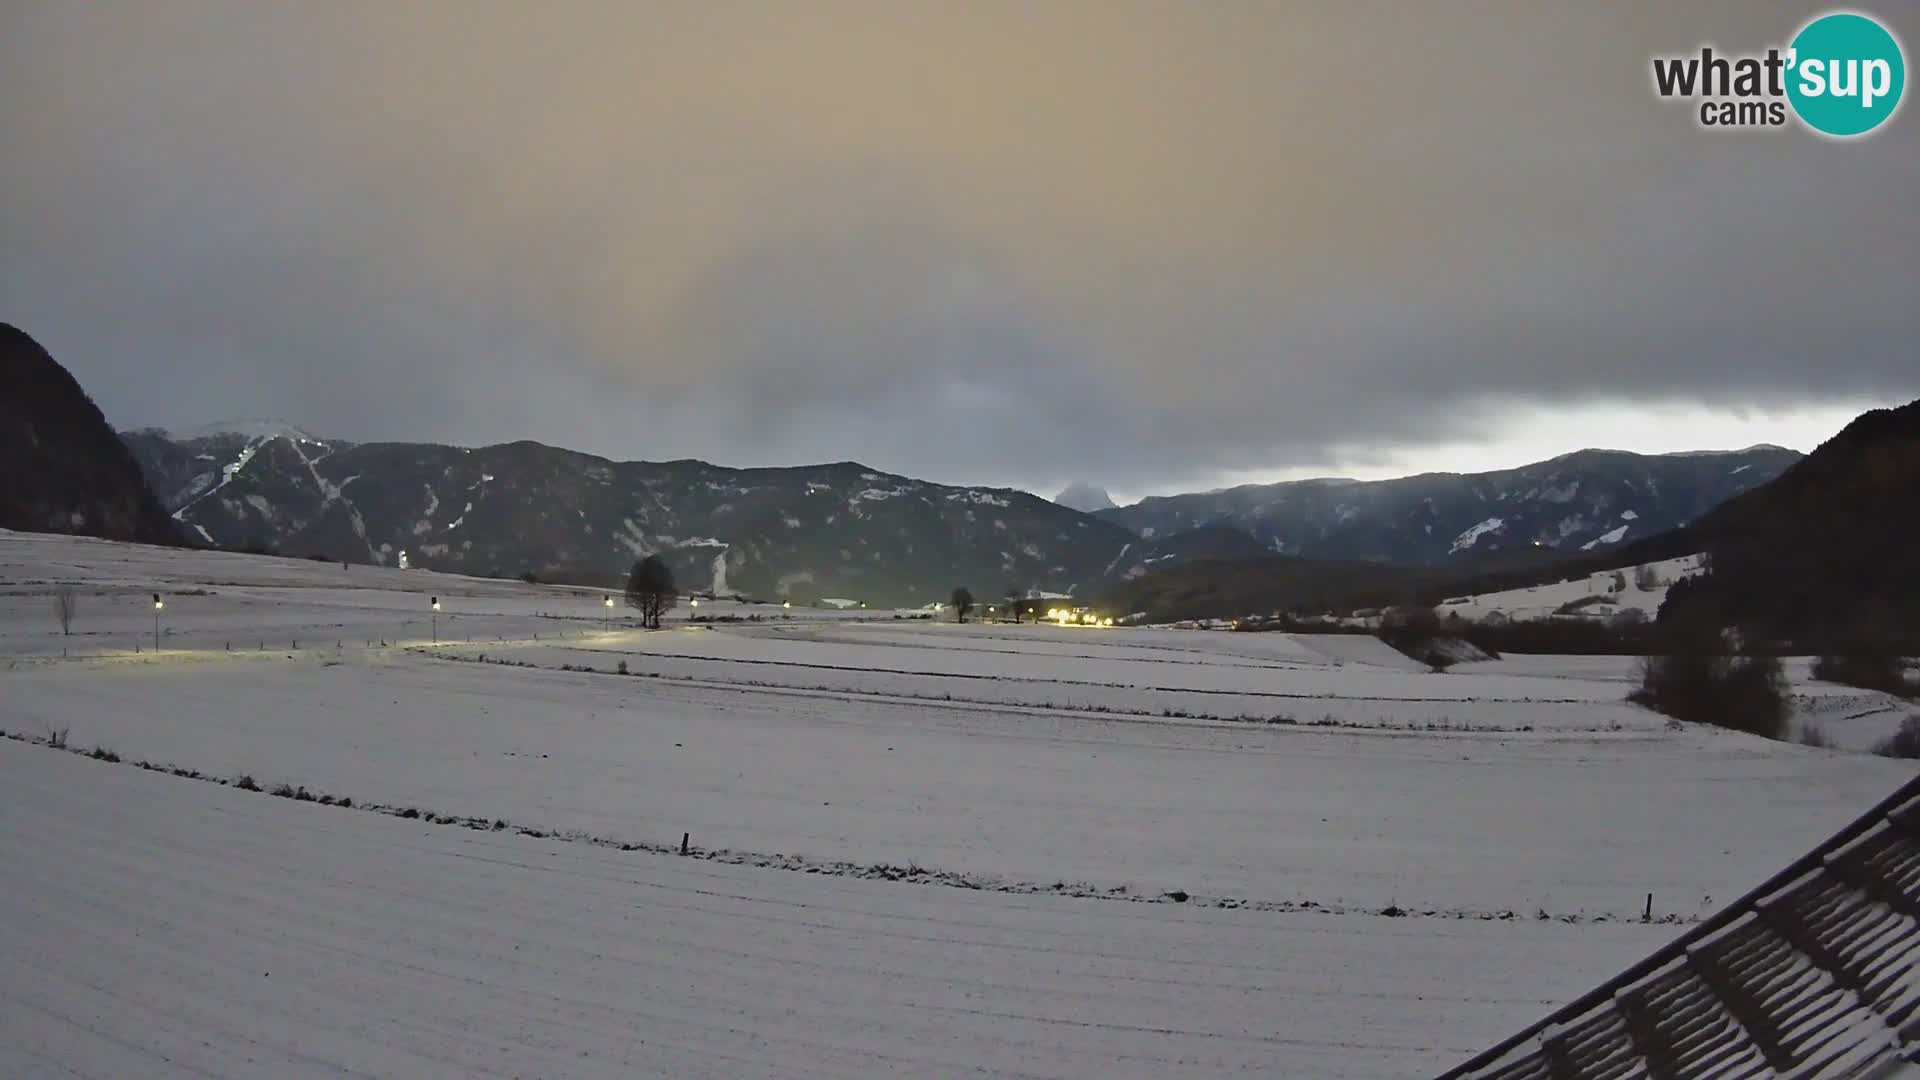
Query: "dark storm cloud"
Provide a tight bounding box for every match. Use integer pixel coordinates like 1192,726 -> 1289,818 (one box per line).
2,1 -> 1916,494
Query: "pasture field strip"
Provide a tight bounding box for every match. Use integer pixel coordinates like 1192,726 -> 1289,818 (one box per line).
747,626 -> 1337,672
437,641 -> 1665,733
764,622 -> 1427,671
600,625 -> 1633,704
540,640 -> 1632,706
0,738 -> 1682,1079
2,648 -> 1904,915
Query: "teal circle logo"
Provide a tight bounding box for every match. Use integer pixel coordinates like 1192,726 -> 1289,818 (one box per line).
1787,12 -> 1905,136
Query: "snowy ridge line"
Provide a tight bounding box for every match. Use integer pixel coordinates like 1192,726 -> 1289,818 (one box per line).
495,642 -> 1606,707
0,728 -> 1687,926
421,649 -> 1606,736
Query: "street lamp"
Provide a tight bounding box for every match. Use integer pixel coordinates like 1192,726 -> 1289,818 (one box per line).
430,596 -> 440,643
152,594 -> 163,651
604,595 -> 613,630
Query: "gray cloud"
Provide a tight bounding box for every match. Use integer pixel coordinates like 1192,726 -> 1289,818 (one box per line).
3,1 -> 1916,495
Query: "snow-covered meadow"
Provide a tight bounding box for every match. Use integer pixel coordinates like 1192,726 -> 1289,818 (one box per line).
2,531 -> 1915,1077
1435,554 -> 1705,623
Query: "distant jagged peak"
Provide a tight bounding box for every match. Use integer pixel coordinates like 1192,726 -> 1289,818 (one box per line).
1054,481 -> 1117,513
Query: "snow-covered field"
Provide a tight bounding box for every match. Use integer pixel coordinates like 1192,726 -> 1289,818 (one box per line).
1436,553 -> 1704,623
3,531 -> 1915,1077
0,740 -> 1675,1078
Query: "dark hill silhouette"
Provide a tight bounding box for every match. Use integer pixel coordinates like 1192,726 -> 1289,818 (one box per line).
0,323 -> 181,545
1659,397 -> 1920,641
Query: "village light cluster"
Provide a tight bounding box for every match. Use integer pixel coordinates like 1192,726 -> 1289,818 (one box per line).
1045,608 -> 1113,627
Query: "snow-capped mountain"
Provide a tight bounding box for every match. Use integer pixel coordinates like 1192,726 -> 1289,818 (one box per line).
117,429 -> 1145,605
1097,447 -> 1801,563
168,418 -> 321,443
116,422 -> 1802,606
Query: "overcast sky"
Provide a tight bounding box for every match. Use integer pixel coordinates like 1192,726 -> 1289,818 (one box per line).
3,2 -> 1915,501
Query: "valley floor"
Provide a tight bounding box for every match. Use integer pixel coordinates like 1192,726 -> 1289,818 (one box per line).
2,530 -> 1915,1076
0,740 -> 1675,1079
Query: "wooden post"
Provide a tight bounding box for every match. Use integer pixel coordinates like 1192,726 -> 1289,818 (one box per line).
681,832 -> 690,856
1644,893 -> 1653,921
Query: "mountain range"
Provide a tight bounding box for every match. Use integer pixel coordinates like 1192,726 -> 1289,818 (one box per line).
118,419 -> 1798,605
1096,403 -> 1920,629
1085,446 -> 1799,563
118,426 -> 1149,605
0,320 -> 1842,612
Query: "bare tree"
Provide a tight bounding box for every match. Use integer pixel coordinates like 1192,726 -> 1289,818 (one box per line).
53,586 -> 76,636
950,587 -> 975,624
625,555 -> 677,629
1004,587 -> 1025,623
1633,563 -> 1660,591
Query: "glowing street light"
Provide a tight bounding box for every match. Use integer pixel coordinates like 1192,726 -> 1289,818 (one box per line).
783,601 -> 791,610
430,596 -> 441,643
152,593 -> 163,651
604,594 -> 613,631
